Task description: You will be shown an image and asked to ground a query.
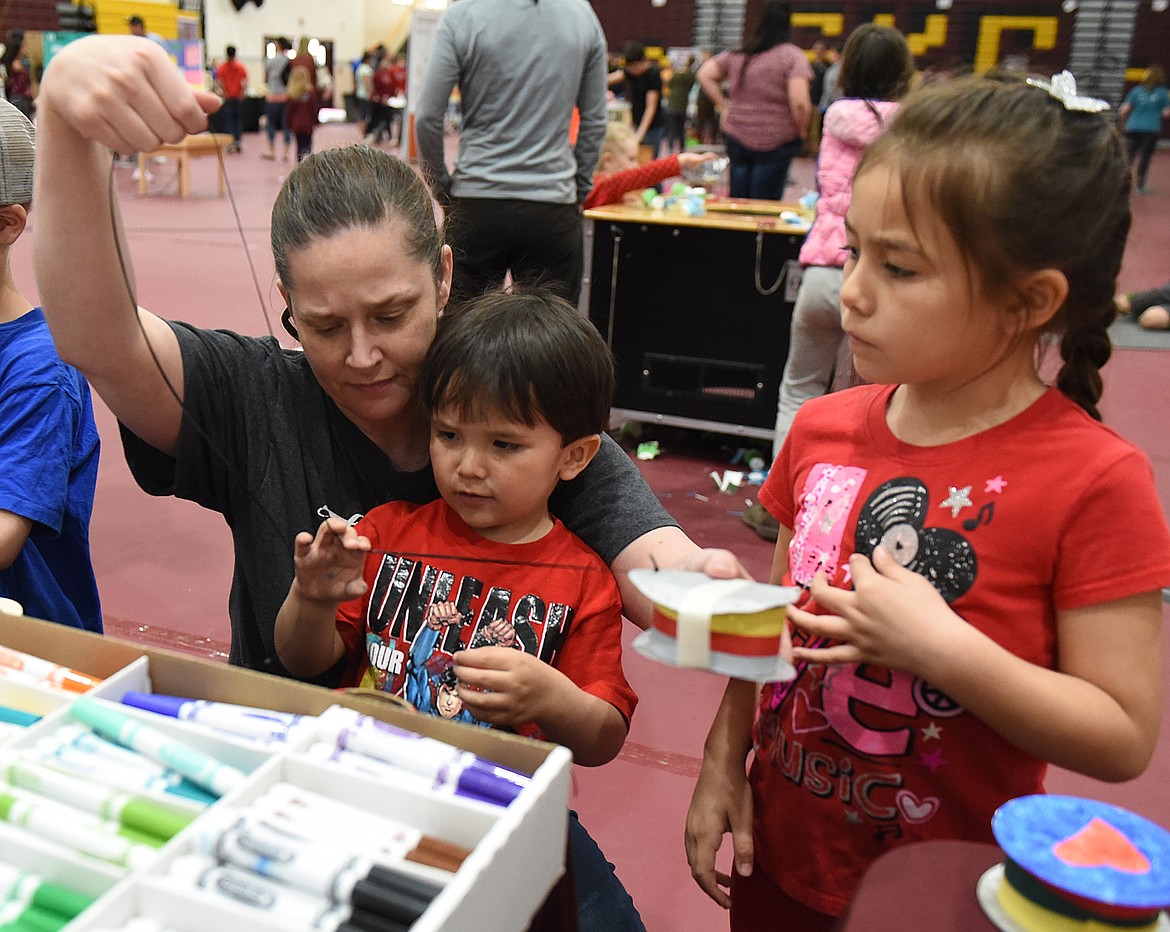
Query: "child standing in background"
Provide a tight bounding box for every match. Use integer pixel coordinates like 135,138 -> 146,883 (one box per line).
1118,65 -> 1170,194
275,291 -> 645,932
284,65 -> 318,163
770,24 -> 914,453
686,72 -> 1170,929
582,122 -> 716,210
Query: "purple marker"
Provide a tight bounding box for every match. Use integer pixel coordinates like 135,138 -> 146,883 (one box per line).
330,714 -> 530,806
121,692 -> 304,744
305,742 -> 502,808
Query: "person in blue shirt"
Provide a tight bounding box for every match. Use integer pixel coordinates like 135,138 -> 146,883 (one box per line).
0,98 -> 103,632
1119,65 -> 1170,194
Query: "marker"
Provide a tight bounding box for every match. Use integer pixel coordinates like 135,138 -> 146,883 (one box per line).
253,807 -> 457,887
120,692 -> 305,744
43,725 -> 182,779
304,742 -> 505,809
169,856 -> 422,932
196,812 -> 445,919
0,863 -> 95,920
31,740 -> 214,805
0,900 -> 74,931
70,698 -> 247,798
33,731 -> 217,805
168,856 -> 349,929
325,711 -> 529,806
253,784 -> 466,876
0,647 -> 102,693
0,704 -> 40,728
0,783 -> 162,849
0,753 -> 194,842
0,790 -> 157,869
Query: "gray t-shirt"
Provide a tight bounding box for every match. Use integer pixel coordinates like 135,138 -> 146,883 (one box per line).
414,0 -> 607,204
121,322 -> 676,684
265,56 -> 289,97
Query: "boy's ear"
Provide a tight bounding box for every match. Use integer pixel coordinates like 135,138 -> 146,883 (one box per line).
558,434 -> 602,481
1010,268 -> 1068,332
0,205 -> 28,247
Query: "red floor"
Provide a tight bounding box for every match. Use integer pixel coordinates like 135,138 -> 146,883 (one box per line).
12,124 -> 1170,931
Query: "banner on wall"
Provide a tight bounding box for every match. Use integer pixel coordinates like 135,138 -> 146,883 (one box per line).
40,32 -> 91,69
42,32 -> 205,90
402,8 -> 444,160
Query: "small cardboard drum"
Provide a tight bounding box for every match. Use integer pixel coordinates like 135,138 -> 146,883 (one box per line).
628,569 -> 799,683
978,794 -> 1170,931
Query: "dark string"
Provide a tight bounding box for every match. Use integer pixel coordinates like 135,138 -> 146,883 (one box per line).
106,136 -> 606,573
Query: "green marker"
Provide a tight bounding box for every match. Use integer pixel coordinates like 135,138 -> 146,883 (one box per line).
0,863 -> 95,925
0,903 -> 71,932
0,753 -> 193,842
0,791 -> 156,870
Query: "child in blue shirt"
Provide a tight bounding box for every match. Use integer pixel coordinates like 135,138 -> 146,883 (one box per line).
0,98 -> 103,631
1119,65 -> 1170,193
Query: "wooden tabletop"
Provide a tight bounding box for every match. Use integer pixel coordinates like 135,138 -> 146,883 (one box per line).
584,197 -> 812,235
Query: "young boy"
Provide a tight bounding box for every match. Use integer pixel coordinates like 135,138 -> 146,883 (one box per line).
0,99 -> 103,632
276,291 -> 635,764
275,290 -> 644,929
582,121 -> 716,210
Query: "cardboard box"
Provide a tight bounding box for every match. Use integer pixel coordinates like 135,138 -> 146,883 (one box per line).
0,615 -> 571,932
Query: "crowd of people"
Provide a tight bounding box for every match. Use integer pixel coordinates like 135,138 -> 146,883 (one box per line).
2,2 -> 1170,930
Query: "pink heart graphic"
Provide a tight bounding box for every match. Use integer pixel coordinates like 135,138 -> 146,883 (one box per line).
791,688 -> 830,734
895,789 -> 939,824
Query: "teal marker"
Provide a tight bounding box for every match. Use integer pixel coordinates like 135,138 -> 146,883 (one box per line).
0,754 -> 194,842
71,698 -> 246,798
0,705 -> 39,728
32,741 -> 216,806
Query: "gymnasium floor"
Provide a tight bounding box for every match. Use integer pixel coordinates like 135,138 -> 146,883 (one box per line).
11,123 -> 1170,931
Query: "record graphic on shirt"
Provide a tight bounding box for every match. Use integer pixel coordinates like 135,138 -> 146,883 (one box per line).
854,477 -> 977,603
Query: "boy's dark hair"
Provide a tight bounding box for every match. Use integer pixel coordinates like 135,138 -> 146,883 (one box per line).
623,41 -> 646,64
226,45 -> 237,58
839,23 -> 914,101
419,290 -> 615,445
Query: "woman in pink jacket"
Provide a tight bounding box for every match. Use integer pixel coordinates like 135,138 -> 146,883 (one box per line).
771,24 -> 914,456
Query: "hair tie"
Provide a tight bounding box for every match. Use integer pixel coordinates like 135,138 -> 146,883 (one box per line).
1025,70 -> 1110,113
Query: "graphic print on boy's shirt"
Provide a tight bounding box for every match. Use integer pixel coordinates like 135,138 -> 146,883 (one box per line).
761,466 -> 984,838
359,551 -> 574,729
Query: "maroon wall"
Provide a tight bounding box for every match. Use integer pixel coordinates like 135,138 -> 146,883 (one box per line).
593,0 -> 1170,82
590,0 -> 698,51
1,0 -> 58,37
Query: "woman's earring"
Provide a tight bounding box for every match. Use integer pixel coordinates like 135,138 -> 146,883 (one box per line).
281,307 -> 300,340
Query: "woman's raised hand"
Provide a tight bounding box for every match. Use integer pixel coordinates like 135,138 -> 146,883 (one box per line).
37,35 -> 221,155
